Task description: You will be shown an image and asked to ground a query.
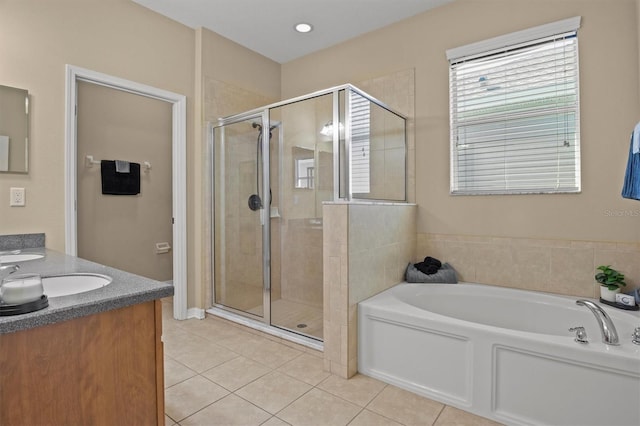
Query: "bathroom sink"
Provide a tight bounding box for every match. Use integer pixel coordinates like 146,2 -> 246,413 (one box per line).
42,273 -> 112,298
0,253 -> 44,263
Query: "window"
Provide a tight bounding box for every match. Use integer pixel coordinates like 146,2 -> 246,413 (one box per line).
295,158 -> 315,188
447,17 -> 581,195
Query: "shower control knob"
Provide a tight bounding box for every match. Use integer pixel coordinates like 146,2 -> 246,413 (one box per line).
569,326 -> 588,344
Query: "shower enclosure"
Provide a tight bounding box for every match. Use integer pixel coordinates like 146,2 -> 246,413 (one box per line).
211,85 -> 406,342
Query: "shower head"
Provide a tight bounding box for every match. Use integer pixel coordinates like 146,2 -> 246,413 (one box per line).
252,120 -> 281,132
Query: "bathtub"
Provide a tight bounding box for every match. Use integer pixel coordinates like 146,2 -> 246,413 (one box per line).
358,283 -> 640,426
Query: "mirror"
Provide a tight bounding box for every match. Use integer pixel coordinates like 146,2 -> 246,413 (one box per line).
0,84 -> 29,173
293,146 -> 315,189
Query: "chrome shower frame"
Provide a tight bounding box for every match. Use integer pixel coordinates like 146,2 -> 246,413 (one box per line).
209,84 -> 407,343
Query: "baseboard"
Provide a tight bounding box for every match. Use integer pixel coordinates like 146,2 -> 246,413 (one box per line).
187,307 -> 205,319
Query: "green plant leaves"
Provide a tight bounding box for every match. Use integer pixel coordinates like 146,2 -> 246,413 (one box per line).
595,265 -> 626,288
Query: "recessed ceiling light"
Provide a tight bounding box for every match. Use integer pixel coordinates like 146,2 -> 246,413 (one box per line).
295,23 -> 313,33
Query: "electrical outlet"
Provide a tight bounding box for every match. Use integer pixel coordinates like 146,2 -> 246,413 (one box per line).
10,187 -> 25,207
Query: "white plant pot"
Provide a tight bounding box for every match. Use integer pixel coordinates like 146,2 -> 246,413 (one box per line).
600,285 -> 620,302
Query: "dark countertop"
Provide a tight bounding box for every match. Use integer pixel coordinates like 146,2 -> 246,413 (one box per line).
0,249 -> 174,334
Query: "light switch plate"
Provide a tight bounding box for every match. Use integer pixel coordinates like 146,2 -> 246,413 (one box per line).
10,187 -> 25,207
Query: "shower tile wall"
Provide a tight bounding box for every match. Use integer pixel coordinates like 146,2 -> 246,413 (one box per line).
281,219 -> 323,307
418,234 -> 640,297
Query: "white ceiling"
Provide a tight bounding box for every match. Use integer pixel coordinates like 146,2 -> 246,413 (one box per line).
132,0 -> 453,63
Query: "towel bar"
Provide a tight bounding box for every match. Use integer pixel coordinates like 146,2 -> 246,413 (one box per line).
85,155 -> 100,167
85,155 -> 152,172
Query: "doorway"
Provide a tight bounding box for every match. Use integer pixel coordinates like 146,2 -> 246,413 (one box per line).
76,81 -> 173,281
65,65 -> 187,320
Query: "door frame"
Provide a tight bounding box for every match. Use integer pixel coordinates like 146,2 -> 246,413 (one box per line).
210,112 -> 271,323
64,64 -> 187,320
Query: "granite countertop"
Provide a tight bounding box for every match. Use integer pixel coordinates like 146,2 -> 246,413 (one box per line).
0,248 -> 174,334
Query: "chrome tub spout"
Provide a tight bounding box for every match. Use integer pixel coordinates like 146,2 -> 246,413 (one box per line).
576,300 -> 619,346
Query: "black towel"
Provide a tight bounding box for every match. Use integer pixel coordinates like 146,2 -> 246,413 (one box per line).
414,256 -> 442,275
405,263 -> 458,284
100,160 -> 140,195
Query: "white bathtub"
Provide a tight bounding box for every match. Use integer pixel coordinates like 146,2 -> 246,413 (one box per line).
358,283 -> 640,426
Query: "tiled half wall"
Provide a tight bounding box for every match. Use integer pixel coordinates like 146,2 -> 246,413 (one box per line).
323,202 -> 417,378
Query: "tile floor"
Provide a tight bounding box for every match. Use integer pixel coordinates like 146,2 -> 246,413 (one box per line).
248,298 -> 324,340
162,299 -> 502,426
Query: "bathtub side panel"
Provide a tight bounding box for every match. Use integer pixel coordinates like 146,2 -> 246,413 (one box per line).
493,346 -> 640,426
358,303 -> 473,406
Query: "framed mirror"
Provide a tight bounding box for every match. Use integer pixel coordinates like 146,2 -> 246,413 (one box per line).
0,84 -> 29,173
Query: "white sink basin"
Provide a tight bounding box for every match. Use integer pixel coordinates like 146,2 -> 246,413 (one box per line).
0,253 -> 44,263
42,273 -> 112,298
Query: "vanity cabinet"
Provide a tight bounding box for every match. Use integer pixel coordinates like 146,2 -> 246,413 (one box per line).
0,299 -> 165,426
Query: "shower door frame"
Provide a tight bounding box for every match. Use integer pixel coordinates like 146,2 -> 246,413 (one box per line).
210,84 -> 408,340
211,110 -> 272,324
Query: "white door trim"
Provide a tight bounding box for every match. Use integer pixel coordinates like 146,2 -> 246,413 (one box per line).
64,64 -> 187,320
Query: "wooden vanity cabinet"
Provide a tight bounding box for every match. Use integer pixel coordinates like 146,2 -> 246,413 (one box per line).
0,300 -> 165,426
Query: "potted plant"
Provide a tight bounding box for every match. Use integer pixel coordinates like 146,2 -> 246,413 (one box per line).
595,265 -> 626,302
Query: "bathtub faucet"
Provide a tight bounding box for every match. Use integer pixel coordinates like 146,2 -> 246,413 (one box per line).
576,300 -> 619,346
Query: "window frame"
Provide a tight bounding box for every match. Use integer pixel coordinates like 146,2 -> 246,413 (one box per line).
446,17 -> 582,195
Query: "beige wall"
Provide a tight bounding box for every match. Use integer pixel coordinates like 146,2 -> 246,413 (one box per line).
0,0 -> 196,301
0,0 -> 194,247
282,0 -> 640,244
76,81 -> 173,282
284,0 -> 640,299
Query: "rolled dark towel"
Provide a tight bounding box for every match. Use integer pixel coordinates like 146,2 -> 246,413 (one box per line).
423,256 -> 442,268
414,256 -> 443,275
416,262 -> 439,275
405,262 -> 458,284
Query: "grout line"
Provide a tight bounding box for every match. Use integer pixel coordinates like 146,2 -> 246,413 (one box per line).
272,385 -> 317,417
363,382 -> 388,409
431,404 -> 447,426
346,405 -> 365,425
165,413 -> 179,425
173,391 -> 232,425
355,407 -> 406,426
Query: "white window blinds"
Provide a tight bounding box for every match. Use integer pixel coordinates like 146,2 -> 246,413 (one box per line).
350,90 -> 371,194
448,18 -> 581,195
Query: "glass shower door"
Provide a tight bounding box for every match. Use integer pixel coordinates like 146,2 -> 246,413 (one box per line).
268,94 -> 334,340
213,117 -> 266,317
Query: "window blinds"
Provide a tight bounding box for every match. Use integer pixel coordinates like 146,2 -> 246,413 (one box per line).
448,25 -> 581,195
350,90 -> 371,194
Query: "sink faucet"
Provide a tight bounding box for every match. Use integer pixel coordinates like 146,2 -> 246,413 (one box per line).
576,300 -> 619,346
0,264 -> 20,282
